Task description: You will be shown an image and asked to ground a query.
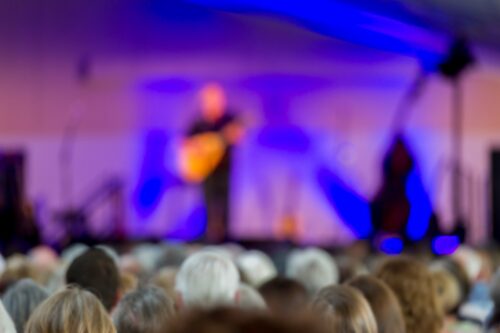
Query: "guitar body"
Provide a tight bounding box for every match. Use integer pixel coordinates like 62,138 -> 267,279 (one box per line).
178,132 -> 226,183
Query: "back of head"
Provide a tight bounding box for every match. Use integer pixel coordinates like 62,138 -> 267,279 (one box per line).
170,307 -> 328,333
175,251 -> 239,309
286,248 -> 338,295
258,277 -> 309,316
311,285 -> 377,333
65,247 -> 119,311
237,283 -> 266,311
0,254 -> 36,292
25,286 -> 115,333
431,257 -> 470,311
113,286 -> 175,333
236,250 -> 277,288
347,275 -> 405,333
430,268 -> 462,315
376,256 -> 443,333
0,300 -> 16,333
2,278 -> 49,333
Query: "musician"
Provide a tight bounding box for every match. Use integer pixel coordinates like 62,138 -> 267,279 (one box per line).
184,83 -> 243,243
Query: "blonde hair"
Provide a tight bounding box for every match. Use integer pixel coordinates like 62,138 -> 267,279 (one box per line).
25,286 -> 116,333
119,272 -> 138,296
430,268 -> 461,314
347,275 -> 406,333
311,285 -> 378,333
376,257 -> 443,333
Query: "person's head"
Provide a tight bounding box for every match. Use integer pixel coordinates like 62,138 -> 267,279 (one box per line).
175,251 -> 239,309
376,256 -> 443,333
347,275 -> 405,333
112,286 -> 175,333
151,267 -> 178,300
169,307 -> 328,333
119,272 -> 138,296
430,257 -> 470,312
258,277 -> 309,316
0,300 -> 16,333
65,247 -> 120,311
25,286 -> 116,333
199,83 -> 226,122
237,283 -> 266,311
236,250 -> 277,288
2,278 -> 49,333
429,267 -> 462,315
286,248 -> 338,295
0,254 -> 37,292
311,285 -> 377,333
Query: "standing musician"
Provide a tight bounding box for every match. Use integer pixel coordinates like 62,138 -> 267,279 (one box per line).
180,83 -> 244,243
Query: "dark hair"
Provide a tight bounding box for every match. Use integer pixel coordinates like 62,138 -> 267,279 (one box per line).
347,275 -> 406,333
2,278 -> 49,333
113,286 -> 175,333
258,277 -> 308,316
65,247 -> 119,311
169,307 -> 328,333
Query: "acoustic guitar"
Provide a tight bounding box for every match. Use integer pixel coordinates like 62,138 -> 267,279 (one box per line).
178,132 -> 227,183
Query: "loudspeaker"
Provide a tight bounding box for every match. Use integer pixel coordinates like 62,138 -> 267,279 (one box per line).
491,151 -> 500,243
0,151 -> 25,243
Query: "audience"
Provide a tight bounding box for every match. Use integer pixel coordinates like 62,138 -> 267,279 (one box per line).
347,275 -> 406,333
65,247 -> 120,312
24,286 -> 115,333
174,251 -> 240,309
2,239 -> 500,333
2,278 -> 49,333
311,285 -> 378,333
112,286 -> 175,333
376,256 -> 443,333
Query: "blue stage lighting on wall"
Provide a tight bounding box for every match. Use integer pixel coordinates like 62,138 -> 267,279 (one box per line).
405,168 -> 432,241
432,235 -> 460,256
378,235 -> 403,255
317,166 -> 373,239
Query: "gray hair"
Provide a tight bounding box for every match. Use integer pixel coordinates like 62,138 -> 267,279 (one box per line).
112,286 -> 175,333
2,278 -> 49,333
175,251 -> 240,309
0,300 -> 16,333
286,248 -> 339,295
237,250 -> 277,288
237,283 -> 266,311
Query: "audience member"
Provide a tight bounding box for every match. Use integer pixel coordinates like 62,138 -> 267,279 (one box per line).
25,286 -> 115,333
2,278 -> 49,333
311,285 -> 377,333
112,286 -> 175,333
65,247 -> 120,312
169,307 -> 328,333
0,299 -> 17,333
347,275 -> 406,333
286,248 -> 338,295
237,250 -> 277,288
376,256 -> 443,333
175,251 -> 239,309
151,267 -> 178,300
259,277 -> 309,316
237,283 -> 266,311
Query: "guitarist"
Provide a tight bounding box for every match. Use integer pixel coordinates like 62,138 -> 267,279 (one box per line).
185,83 -> 243,243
